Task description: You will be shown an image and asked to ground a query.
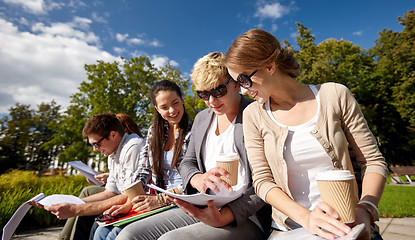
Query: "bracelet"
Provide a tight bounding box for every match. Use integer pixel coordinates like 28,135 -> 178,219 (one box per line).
357,200 -> 379,222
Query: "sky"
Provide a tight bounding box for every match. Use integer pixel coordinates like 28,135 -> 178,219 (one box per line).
0,0 -> 414,115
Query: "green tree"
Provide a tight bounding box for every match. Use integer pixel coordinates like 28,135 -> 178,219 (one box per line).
0,104 -> 33,173
369,10 -> 415,165
0,101 -> 60,174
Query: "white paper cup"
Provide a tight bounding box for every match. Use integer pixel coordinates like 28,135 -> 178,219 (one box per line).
216,153 -> 239,186
316,170 -> 357,223
124,181 -> 144,201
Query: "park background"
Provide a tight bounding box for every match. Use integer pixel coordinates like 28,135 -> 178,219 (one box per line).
0,0 -> 414,233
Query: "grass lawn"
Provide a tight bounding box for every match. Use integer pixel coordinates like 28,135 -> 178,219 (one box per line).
378,177 -> 415,218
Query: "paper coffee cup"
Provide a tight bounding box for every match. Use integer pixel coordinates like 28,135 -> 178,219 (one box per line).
316,170 -> 357,223
216,153 -> 239,186
124,180 -> 144,201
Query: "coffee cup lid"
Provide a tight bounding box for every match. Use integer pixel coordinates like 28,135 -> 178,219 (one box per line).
217,153 -> 239,162
315,170 -> 355,181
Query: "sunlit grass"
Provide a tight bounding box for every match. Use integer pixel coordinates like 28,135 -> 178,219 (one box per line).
0,169 -> 90,231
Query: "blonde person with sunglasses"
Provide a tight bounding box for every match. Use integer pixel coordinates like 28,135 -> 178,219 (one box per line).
224,29 -> 387,240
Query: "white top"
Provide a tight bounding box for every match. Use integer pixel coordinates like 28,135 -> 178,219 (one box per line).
266,85 -> 333,230
106,133 -> 145,195
160,149 -> 182,190
202,115 -> 247,193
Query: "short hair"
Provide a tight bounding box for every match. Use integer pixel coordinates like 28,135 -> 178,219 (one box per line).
82,112 -> 125,138
190,52 -> 230,90
224,28 -> 300,78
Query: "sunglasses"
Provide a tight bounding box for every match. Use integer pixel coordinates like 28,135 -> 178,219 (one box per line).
196,77 -> 233,101
91,134 -> 108,149
236,69 -> 258,89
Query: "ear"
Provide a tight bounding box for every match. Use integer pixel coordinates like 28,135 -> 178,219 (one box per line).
266,62 -> 278,76
109,130 -> 118,139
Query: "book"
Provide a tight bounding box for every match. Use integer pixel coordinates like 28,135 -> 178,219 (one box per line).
68,161 -> 104,186
2,193 -> 84,240
147,184 -> 244,208
96,204 -> 176,227
269,223 -> 365,240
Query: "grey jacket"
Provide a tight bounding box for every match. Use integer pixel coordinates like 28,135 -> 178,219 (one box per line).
179,96 -> 271,232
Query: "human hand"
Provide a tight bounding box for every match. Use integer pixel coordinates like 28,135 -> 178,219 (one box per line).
95,173 -> 109,184
28,200 -> 44,209
172,198 -> 231,227
190,168 -> 233,194
44,202 -> 77,219
303,202 -> 352,240
350,207 -> 372,240
104,202 -> 132,216
131,195 -> 159,212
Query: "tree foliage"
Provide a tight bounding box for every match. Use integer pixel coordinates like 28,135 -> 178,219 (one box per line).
0,101 -> 60,174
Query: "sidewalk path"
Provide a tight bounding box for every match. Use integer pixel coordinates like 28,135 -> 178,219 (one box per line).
10,218 -> 415,239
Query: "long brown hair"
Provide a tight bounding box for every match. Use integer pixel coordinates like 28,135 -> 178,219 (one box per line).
224,28 -> 300,78
116,113 -> 143,138
150,80 -> 189,181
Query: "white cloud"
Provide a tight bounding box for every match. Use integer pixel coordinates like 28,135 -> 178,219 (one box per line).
116,33 -> 129,42
150,55 -> 179,69
113,47 -> 126,55
271,23 -> 278,32
115,32 -> 162,47
353,30 -> 363,36
91,12 -> 107,24
149,40 -> 162,47
3,0 -> 63,15
0,17 -> 117,114
255,1 -> 291,19
127,38 -> 145,45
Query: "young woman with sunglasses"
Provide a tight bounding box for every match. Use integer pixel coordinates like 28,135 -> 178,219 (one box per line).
93,80 -> 192,240
115,52 -> 271,240
224,29 -> 387,240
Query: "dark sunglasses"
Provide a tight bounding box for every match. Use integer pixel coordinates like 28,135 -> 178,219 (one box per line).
196,77 -> 232,101
236,69 -> 258,89
91,134 -> 108,149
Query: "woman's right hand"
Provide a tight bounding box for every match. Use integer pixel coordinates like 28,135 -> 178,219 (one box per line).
304,201 -> 352,240
131,195 -> 159,212
190,168 -> 233,193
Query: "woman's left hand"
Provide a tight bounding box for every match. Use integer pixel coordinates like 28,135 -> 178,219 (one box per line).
351,207 -> 373,240
171,198 -> 232,227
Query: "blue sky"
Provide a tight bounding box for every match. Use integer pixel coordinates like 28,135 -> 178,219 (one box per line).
0,0 -> 414,114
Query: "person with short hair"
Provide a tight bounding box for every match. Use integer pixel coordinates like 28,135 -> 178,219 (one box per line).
116,52 -> 271,240
224,28 -> 387,240
33,112 -> 146,240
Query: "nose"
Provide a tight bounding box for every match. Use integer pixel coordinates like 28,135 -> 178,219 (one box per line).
240,87 -> 249,95
169,107 -> 176,114
208,95 -> 217,104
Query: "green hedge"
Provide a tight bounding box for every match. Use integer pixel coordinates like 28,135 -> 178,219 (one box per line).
0,170 -> 90,232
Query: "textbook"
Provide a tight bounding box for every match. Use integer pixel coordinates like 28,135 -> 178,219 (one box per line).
68,161 -> 104,186
148,184 -> 244,208
96,204 -> 176,227
2,193 -> 84,240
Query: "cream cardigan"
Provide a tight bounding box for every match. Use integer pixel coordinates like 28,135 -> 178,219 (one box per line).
243,82 -> 388,229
